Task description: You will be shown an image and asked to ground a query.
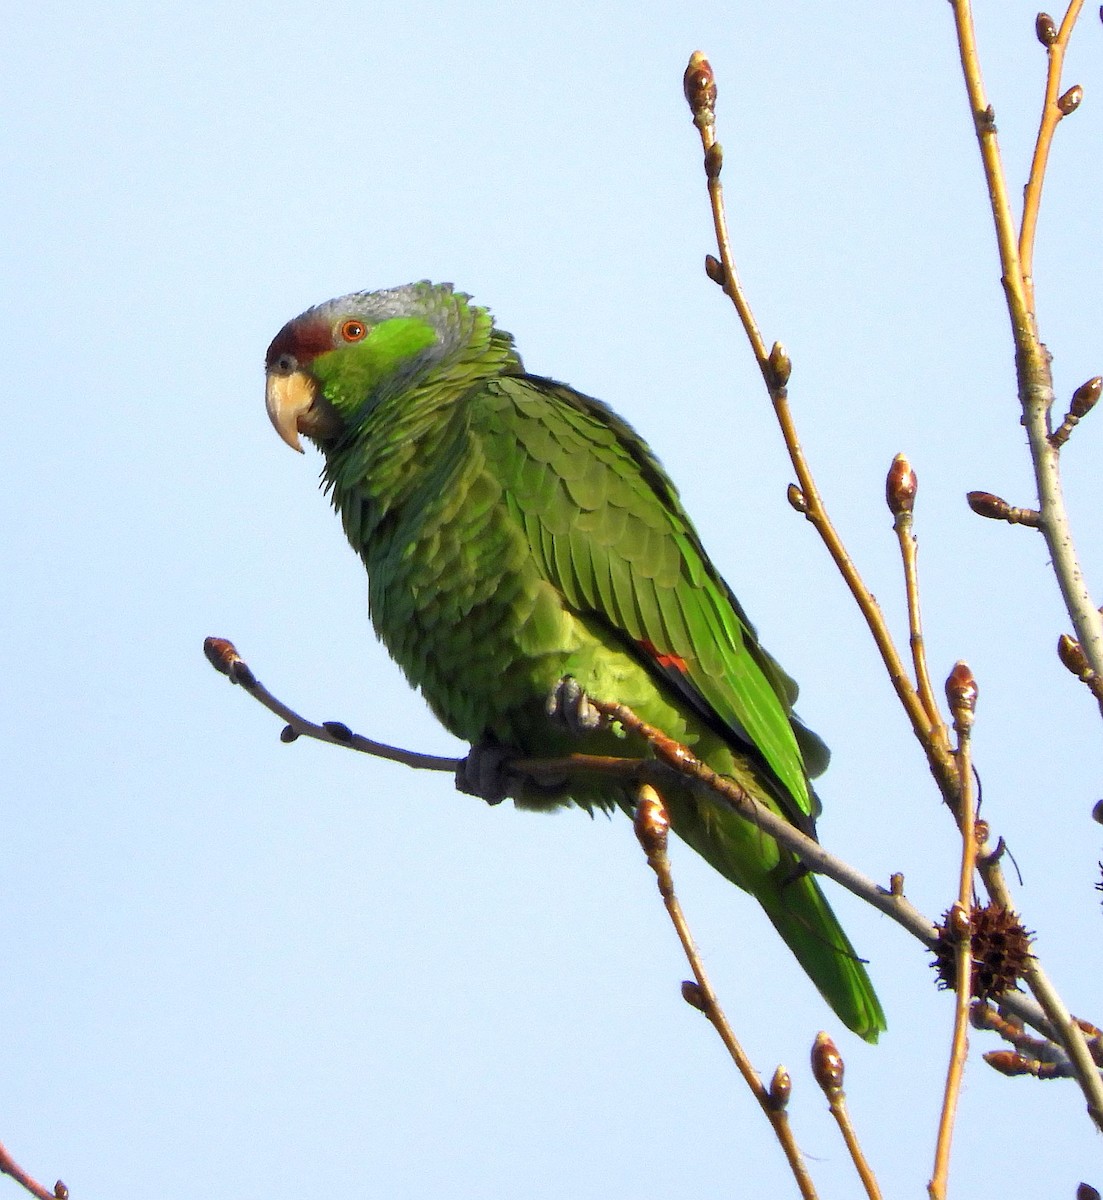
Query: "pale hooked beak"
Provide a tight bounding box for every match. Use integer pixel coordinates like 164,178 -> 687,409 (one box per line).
265,369 -> 318,453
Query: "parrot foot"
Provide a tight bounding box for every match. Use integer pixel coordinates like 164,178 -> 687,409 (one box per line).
546,676 -> 606,736
456,741 -> 522,805
457,739 -> 569,806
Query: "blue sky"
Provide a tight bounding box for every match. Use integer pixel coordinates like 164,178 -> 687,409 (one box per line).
4,3 -> 1102,1196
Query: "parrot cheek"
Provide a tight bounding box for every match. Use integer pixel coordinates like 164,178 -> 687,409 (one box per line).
265,369 -> 340,451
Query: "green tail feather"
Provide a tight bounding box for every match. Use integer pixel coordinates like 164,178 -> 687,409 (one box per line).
757,870 -> 886,1044
662,790 -> 885,1042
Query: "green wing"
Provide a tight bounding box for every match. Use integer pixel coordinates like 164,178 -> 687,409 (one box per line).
473,374 -> 821,826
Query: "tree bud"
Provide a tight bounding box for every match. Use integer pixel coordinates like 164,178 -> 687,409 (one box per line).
886,453 -> 917,516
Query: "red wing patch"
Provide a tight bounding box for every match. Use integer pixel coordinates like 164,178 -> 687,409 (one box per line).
637,639 -> 689,674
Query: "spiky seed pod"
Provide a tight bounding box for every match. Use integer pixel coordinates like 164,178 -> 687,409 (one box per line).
931,902 -> 1033,999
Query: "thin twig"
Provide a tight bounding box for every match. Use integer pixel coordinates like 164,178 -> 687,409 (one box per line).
203,637 -> 457,771
811,1033 -> 882,1200
949,1 -> 1103,699
683,36 -> 1103,1124
203,635 -> 1083,1046
682,53 -> 958,796
0,1140 -> 66,1200
1020,1 -> 1086,314
929,665 -> 979,1200
946,0 -> 1031,327
634,785 -> 819,1200
947,1 -> 1103,1127
888,455 -> 946,737
981,850 -> 1103,1129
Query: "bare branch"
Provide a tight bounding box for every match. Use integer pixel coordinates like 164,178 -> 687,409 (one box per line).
888,455 -> 947,738
682,52 -> 959,805
930,664 -> 980,1200
0,1140 -> 66,1200
634,784 -> 819,1200
811,1032 -> 882,1200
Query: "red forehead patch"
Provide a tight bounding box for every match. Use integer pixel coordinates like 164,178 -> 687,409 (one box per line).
265,312 -> 335,369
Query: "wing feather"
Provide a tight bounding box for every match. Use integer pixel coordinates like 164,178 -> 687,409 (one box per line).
474,374 -> 817,821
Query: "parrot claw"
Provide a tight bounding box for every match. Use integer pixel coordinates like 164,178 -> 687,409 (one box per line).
546,676 -> 605,736
456,741 -> 520,805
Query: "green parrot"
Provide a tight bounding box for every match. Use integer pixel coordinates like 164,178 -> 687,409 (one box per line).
265,281 -> 885,1041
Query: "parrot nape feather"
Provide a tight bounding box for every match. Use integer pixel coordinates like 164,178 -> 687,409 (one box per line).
264,281 -> 885,1042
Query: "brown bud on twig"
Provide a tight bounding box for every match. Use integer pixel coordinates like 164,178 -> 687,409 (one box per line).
54,1185 -> 69,1200
204,636 -> 241,677
1035,12 -> 1058,44
948,902 -> 972,939
1072,376 -> 1102,416
967,490 -> 1009,520
204,636 -> 258,687
634,784 -> 670,860
889,871 -> 905,897
984,1049 -> 1042,1077
1076,1184 -> 1101,1200
966,490 -> 1041,526
681,979 -> 707,1012
323,720 -> 354,743
1051,376 -> 1102,447
811,1031 -> 844,1095
683,51 -> 717,126
787,483 -> 808,514
767,341 -> 791,389
1058,633 -> 1094,681
704,254 -> 726,286
886,453 -> 917,516
1091,798 -> 1103,826
704,142 -> 723,180
769,1065 -> 792,1110
280,724 -> 300,743
945,661 -> 978,733
1058,84 -> 1083,115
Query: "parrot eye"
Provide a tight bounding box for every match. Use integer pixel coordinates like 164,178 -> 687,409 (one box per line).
340,319 -> 368,342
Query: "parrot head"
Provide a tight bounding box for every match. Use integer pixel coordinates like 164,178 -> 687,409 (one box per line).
265,282 -> 521,452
